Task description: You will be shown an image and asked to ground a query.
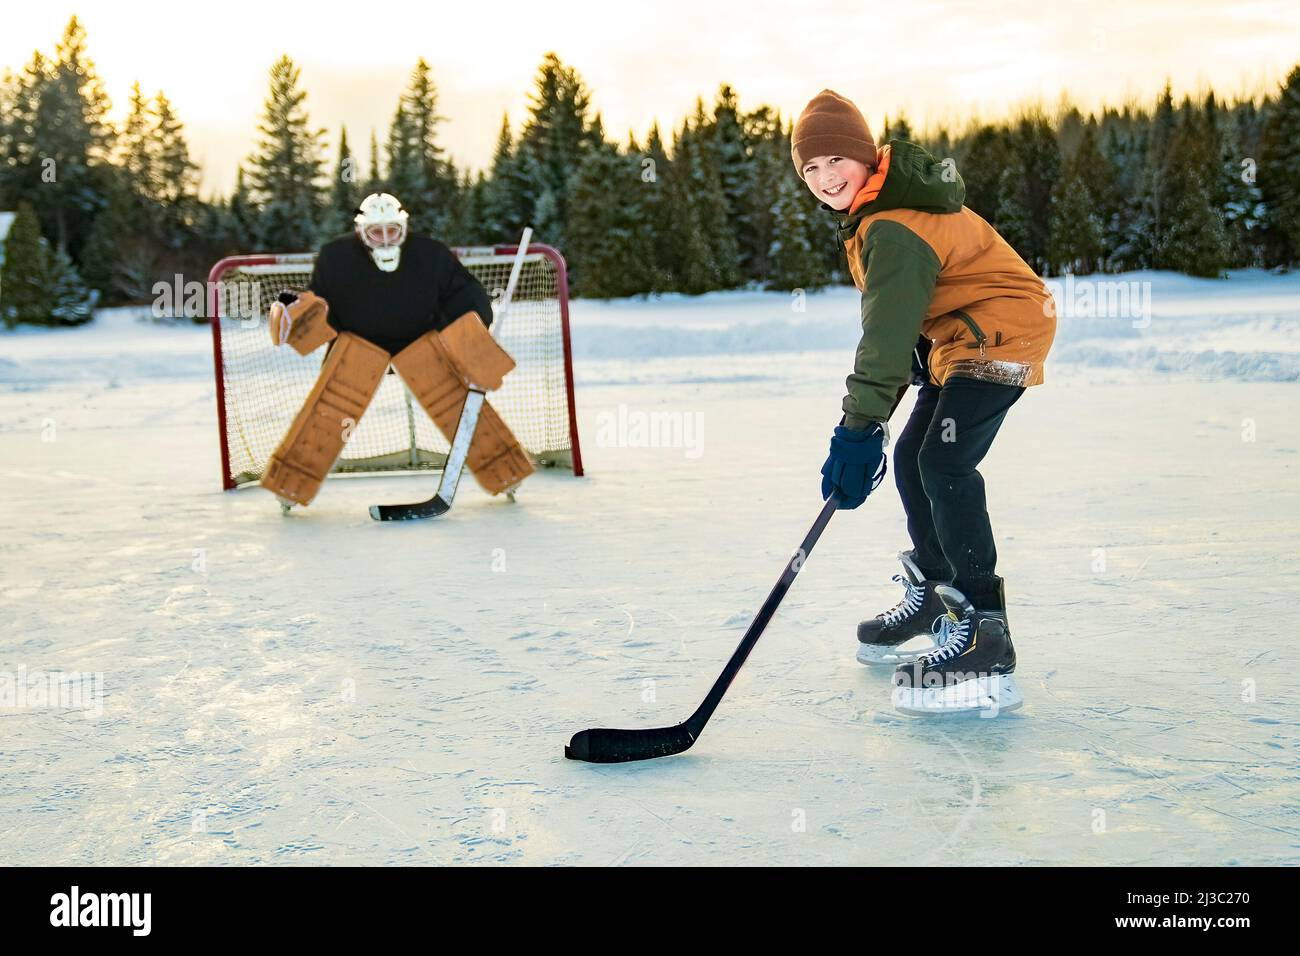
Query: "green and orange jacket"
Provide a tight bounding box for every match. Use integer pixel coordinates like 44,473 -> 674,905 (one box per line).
825,140 -> 1055,429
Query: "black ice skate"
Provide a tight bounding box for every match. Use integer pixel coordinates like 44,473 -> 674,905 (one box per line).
890,583 -> 1023,717
856,551 -> 951,665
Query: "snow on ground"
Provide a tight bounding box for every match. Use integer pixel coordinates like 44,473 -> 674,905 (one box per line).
1,272 -> 1298,865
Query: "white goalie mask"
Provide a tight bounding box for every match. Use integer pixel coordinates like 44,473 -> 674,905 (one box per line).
355,193 -> 409,272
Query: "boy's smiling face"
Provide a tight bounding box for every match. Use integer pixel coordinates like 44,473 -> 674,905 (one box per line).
801,154 -> 871,210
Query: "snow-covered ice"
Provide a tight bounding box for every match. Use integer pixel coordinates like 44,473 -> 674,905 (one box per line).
1,271 -> 1297,865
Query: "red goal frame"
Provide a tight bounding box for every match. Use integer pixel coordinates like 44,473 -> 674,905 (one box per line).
208,243 -> 583,490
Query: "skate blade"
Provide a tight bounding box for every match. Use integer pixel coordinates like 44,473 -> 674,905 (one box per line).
856,639 -> 940,666
891,674 -> 1023,718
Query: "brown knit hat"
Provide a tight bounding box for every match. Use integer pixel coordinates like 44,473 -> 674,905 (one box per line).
791,90 -> 877,178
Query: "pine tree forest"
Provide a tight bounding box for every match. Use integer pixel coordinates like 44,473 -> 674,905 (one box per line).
2,17 -> 1298,325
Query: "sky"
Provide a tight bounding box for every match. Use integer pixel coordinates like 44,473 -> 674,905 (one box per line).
3,0 -> 1299,196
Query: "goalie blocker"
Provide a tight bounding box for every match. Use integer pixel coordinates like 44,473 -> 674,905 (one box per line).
260,299 -> 532,506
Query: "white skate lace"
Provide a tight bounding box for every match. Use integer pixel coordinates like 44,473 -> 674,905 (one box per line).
922,614 -> 970,663
880,575 -> 924,626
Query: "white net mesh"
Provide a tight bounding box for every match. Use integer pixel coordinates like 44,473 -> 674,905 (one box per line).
211,247 -> 579,489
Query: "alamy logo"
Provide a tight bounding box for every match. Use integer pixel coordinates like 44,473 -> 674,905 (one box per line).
1,667 -> 102,718
595,403 -> 704,459
49,886 -> 151,936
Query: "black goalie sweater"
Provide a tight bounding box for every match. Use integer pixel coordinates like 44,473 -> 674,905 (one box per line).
308,234 -> 494,356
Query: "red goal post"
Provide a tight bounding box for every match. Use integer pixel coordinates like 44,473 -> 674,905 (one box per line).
208,244 -> 583,491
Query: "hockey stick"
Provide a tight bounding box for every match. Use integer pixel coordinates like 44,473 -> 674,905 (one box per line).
565,493 -> 840,763
368,390 -> 485,521
369,229 -> 533,522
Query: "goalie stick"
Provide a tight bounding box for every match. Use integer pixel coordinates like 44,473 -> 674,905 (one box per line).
369,228 -> 533,522
368,390 -> 485,521
565,494 -> 840,763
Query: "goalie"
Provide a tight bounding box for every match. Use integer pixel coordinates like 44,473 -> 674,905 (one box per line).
259,193 -> 535,509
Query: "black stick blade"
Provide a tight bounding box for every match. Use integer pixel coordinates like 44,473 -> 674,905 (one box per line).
565,725 -> 696,763
369,495 -> 451,522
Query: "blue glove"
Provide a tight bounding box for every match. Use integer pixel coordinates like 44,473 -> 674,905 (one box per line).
820,423 -> 887,510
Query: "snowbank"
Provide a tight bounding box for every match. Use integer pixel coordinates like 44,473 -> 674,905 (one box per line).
2,270 -> 1298,387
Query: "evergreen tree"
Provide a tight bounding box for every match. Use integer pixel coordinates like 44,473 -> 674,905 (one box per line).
191,197 -> 239,271
1136,83 -> 1178,268
1261,66 -> 1300,265
663,120 -> 740,293
956,125 -> 1010,222
567,141 -> 645,296
1200,93 -> 1230,216
321,125 -> 362,240
767,150 -> 825,291
707,85 -> 754,277
1,203 -> 51,327
639,123 -> 676,292
1048,123 -> 1106,274
994,114 -> 1059,274
682,115 -> 741,289
77,161 -> 163,303
365,130 -> 383,194
103,82 -> 197,272
385,107 -> 420,220
742,112 -> 786,284
1222,100 -> 1268,266
453,170 -> 490,245
882,114 -> 914,142
483,114 -> 539,243
0,66 -> 30,200
0,54 -> 49,182
1162,104 -> 1229,276
930,126 -> 954,160
517,53 -> 600,250
227,166 -> 258,250
118,82 -> 154,205
1055,104 -> 1086,157
151,91 -> 198,241
481,116 -> 515,240
1163,174 -> 1229,277
20,18 -> 114,260
390,59 -> 458,237
664,123 -> 715,293
994,160 -> 1034,264
71,76 -> 155,300
78,167 -> 140,299
47,244 -> 96,325
245,55 -> 325,250
1099,113 -> 1145,270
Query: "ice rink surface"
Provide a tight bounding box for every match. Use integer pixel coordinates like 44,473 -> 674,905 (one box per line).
1,272 -> 1297,865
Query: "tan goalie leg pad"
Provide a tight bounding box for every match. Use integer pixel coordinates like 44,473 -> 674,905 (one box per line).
391,329 -> 534,495
260,333 -> 391,505
466,401 -> 536,494
439,311 -> 515,390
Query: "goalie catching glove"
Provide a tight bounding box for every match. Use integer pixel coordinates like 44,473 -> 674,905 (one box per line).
268,290 -> 336,355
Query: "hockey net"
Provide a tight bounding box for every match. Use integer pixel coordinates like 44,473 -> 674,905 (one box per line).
209,244 -> 582,490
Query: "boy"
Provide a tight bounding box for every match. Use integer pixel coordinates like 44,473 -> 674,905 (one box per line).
792,90 -> 1054,716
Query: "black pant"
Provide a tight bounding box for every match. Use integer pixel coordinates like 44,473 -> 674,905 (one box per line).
893,376 -> 1024,609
